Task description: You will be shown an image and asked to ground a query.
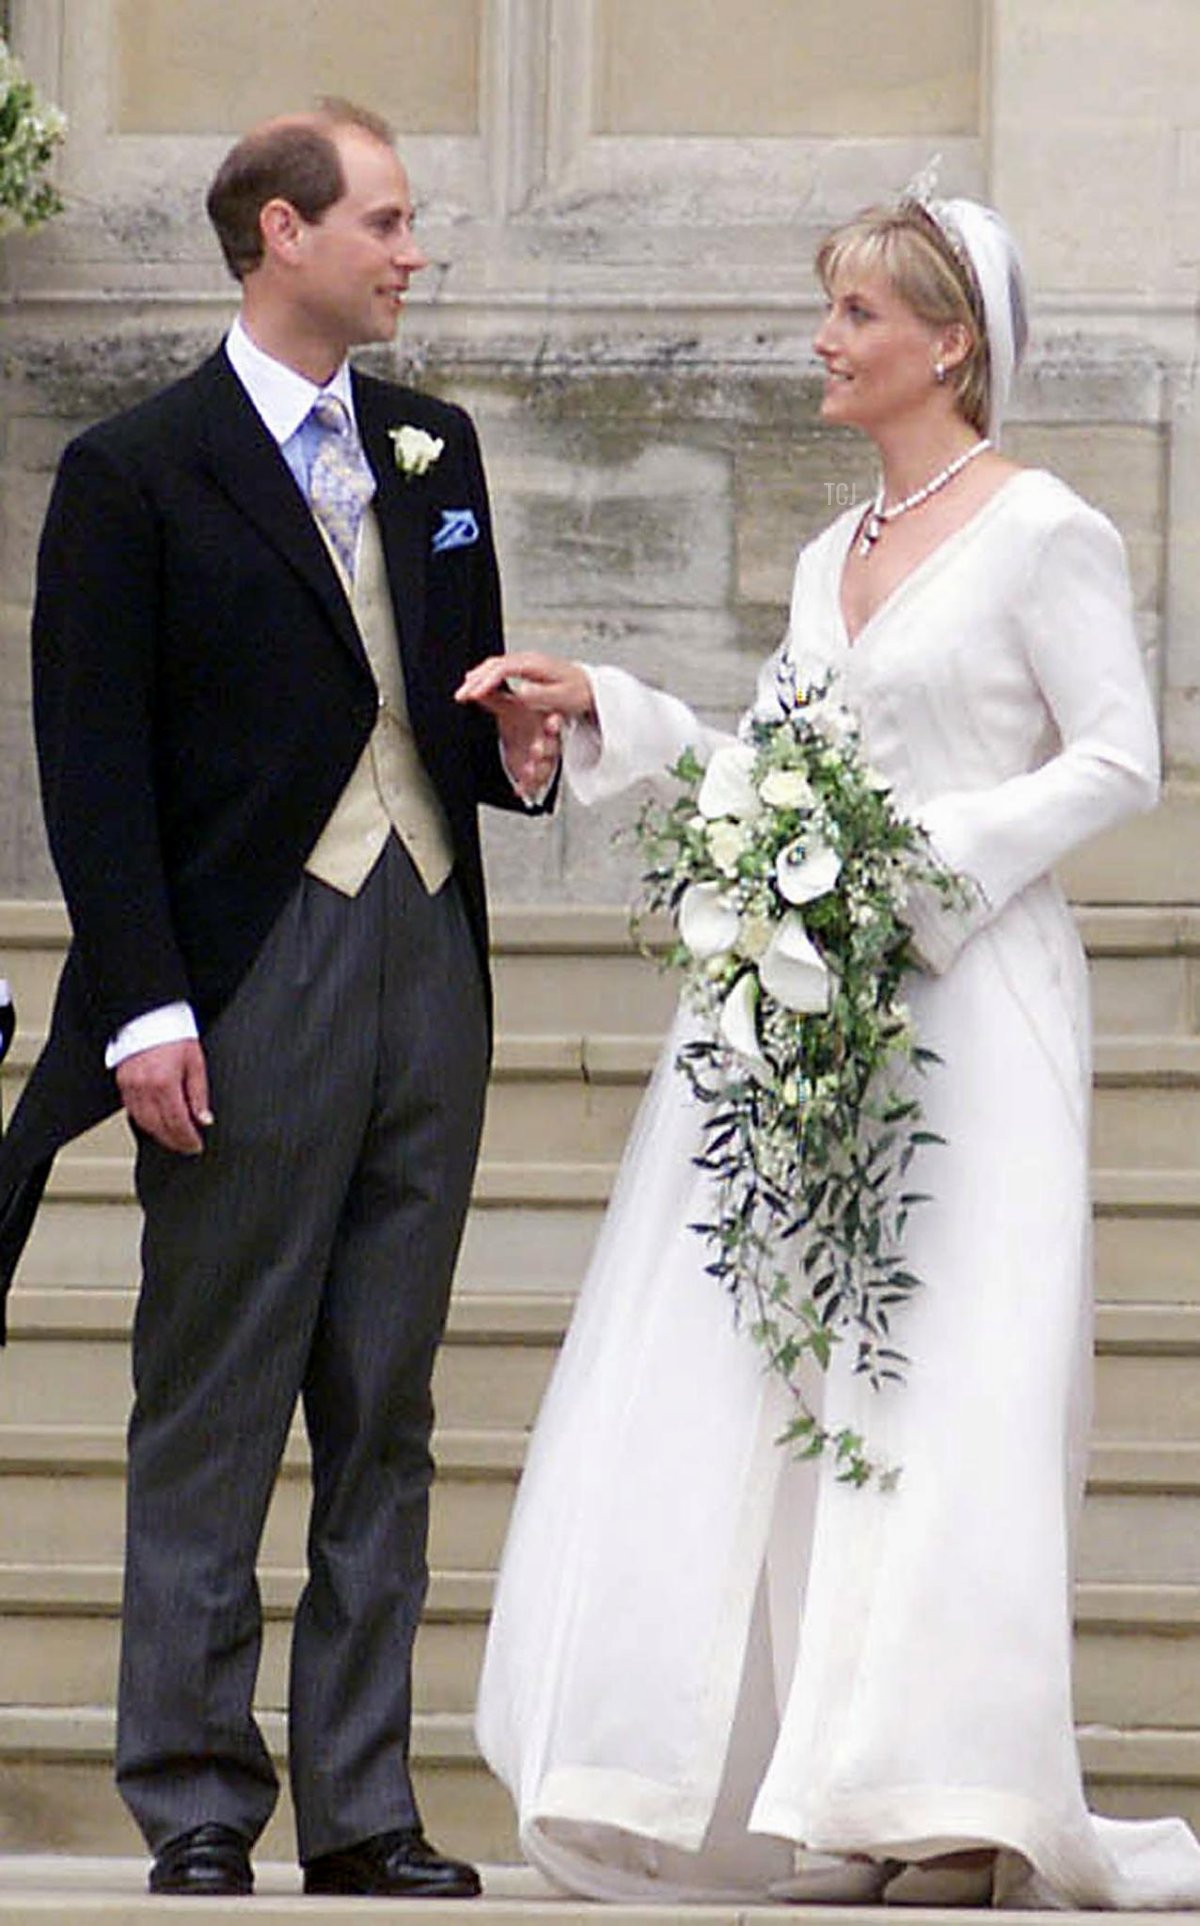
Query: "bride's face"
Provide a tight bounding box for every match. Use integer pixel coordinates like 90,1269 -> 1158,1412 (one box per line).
814,264 -> 951,435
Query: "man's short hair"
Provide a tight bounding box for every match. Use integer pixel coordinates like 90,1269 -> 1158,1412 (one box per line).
206,99 -> 396,281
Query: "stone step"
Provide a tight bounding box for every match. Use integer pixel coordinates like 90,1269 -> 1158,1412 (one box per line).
28,1154 -> 616,1206
7,1030 -> 1200,1170
1083,1444 -> 1200,1584
1091,1039 -> 1200,1168
0,1290 -> 560,1433
0,1423 -> 1195,1583
3,1290 -> 1199,1441
12,1190 -> 1200,1309
0,1426 -> 519,1574
0,1856 -> 1191,1926
0,1708 -> 514,1863
0,1861 -> 561,1926
1075,1727 -> 1200,1831
0,905 -> 674,1043
1,903 -> 1198,1042
1094,1305 -> 1200,1438
1,1034 -> 650,1170
10,1158 -> 1200,1306
0,1703 -> 1193,1860
0,1560 -> 1194,1731
0,1566 -> 490,1717
1077,906 -> 1200,1037
2,901 -> 1196,1878
10,1191 -> 607,1299
1076,1585 -> 1200,1729
1094,1208 -> 1200,1306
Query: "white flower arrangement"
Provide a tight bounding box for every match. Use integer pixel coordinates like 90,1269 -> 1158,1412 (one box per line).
0,38 -> 67,236
633,669 -> 966,1486
388,423 -> 444,480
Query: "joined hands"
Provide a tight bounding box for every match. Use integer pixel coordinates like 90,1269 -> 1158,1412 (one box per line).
455,653 -> 596,802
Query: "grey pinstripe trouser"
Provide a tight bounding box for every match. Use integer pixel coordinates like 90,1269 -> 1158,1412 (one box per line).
115,837 -> 488,1859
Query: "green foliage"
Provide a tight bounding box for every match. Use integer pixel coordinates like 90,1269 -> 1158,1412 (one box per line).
633,677 -> 967,1486
0,38 -> 67,235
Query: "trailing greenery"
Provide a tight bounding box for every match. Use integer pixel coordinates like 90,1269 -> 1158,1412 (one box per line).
633,673 -> 966,1486
0,37 -> 66,235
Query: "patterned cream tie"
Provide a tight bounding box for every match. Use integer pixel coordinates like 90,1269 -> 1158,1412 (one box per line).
308,394 -> 375,579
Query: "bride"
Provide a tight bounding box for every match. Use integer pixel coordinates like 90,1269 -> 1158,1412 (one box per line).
458,191 -> 1200,1908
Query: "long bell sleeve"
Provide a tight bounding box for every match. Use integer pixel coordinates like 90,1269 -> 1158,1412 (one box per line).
902,500 -> 1159,974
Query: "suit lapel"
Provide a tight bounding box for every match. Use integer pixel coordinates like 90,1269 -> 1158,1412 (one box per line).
193,350 -> 368,671
354,373 -> 428,674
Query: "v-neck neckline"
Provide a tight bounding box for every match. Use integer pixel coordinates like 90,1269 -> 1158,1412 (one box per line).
836,470 -> 1029,649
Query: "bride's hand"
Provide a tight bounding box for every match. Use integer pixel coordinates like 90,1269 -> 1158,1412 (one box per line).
455,652 -> 596,722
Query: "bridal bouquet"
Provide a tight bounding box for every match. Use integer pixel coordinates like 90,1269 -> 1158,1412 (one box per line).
633,671 -> 963,1486
0,38 -> 67,235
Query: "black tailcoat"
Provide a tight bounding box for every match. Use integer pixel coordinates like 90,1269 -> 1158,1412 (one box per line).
0,346 -> 529,1321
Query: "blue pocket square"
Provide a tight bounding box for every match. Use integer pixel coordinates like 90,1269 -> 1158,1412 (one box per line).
432,507 -> 480,555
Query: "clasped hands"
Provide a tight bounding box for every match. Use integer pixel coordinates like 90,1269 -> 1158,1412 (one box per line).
455,652 -> 595,802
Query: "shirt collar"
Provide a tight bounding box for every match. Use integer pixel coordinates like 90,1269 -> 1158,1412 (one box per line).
225,315 -> 357,446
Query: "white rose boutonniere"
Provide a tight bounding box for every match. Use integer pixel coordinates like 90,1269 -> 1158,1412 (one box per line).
388,424 -> 445,481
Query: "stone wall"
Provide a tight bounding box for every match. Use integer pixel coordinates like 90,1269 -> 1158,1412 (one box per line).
2,0 -> 1196,904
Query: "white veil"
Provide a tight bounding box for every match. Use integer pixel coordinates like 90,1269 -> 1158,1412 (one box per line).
924,194 -> 1029,440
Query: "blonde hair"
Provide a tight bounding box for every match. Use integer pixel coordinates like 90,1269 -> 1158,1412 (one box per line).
815,202 -> 990,435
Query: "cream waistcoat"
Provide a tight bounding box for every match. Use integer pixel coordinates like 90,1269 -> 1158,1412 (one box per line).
306,510 -> 454,896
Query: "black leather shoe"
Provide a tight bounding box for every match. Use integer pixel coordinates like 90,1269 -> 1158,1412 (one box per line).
303,1826 -> 482,1898
149,1821 -> 254,1895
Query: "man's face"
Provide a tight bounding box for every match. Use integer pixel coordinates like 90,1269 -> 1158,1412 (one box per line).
291,128 -> 428,355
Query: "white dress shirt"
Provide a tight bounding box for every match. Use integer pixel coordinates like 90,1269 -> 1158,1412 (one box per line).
106,319 -> 357,1069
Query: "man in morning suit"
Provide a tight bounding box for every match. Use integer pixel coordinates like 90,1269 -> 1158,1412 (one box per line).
0,100 -> 560,1897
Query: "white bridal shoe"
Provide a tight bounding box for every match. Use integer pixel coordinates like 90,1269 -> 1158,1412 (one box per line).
769,1851 -> 895,1903
882,1857 -> 995,1906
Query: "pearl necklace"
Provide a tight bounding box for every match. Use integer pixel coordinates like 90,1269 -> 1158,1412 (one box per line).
857,437 -> 992,556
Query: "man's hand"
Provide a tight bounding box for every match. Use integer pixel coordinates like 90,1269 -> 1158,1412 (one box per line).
456,653 -> 598,803
498,702 -> 563,802
116,1039 -> 213,1155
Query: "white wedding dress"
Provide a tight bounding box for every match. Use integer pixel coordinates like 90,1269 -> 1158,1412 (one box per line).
476,470 -> 1200,1908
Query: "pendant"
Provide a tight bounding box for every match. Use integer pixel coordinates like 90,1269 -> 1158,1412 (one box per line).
857,510 -> 882,557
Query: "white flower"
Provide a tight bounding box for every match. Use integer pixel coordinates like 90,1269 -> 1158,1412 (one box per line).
776,838 -> 841,905
737,912 -> 774,961
808,698 -> 857,747
719,971 -> 768,1070
678,882 -> 740,961
758,766 -> 814,811
697,744 -> 761,822
388,424 -> 445,479
706,818 -> 750,875
759,912 -> 831,1013
864,764 -> 893,793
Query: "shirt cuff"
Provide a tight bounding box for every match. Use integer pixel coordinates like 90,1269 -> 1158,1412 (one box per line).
105,1001 -> 199,1070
